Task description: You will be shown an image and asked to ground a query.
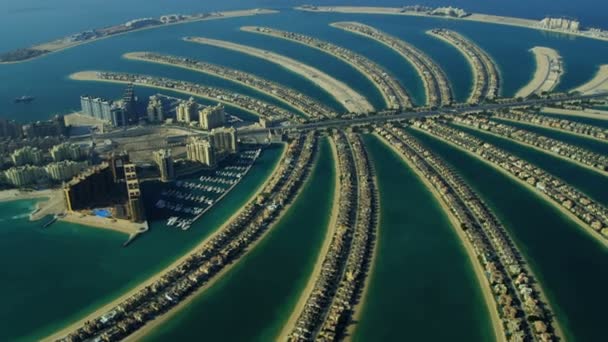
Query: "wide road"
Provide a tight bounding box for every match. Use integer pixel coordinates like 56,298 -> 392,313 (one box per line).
240,93 -> 608,135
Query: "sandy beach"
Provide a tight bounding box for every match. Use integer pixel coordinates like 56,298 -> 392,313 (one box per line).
123,52 -> 309,118
0,188 -> 65,220
413,126 -> 608,250
276,138 -> 341,341
374,133 -> 506,342
295,6 -> 608,43
69,71 -> 267,119
541,107 -> 608,121
572,65 -> 608,95
59,212 -> 145,236
241,26 -> 404,110
43,143 -> 288,342
515,47 -> 563,98
125,143 -> 319,341
453,122 -> 608,177
184,37 -> 374,114
0,9 -> 278,65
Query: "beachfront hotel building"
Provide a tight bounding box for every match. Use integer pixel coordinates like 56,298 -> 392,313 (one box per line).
124,163 -> 145,223
11,146 -> 44,166
153,149 -> 175,182
147,95 -> 165,123
177,97 -> 198,124
186,137 -> 217,167
63,164 -> 115,212
199,103 -> 226,130
209,126 -> 238,155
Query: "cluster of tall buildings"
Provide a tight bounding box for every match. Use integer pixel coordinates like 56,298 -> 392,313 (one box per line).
80,84 -> 137,127
539,17 -> 581,31
0,115 -> 66,140
174,97 -> 226,130
0,142 -> 90,188
186,127 -> 238,167
2,160 -> 88,187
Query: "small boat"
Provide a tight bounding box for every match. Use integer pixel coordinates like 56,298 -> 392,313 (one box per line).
14,95 -> 35,104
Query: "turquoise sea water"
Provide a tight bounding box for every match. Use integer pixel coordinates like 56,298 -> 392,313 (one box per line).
145,138 -> 335,341
2,1 -> 608,341
409,128 -> 608,342
353,135 -> 493,341
452,124 -> 608,206
492,118 -> 608,155
0,146 -> 283,342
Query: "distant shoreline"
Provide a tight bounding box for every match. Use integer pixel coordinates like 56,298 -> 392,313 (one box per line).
295,6 -> 608,43
0,9 -> 278,65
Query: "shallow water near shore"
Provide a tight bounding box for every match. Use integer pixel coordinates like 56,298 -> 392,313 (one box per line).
352,135 -> 494,341
144,138 -> 335,341
0,146 -> 283,342
409,127 -> 608,342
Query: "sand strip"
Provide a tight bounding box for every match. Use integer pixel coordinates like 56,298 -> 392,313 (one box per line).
374,133 -> 506,342
412,126 -> 608,250
277,137 -> 341,340
572,65 -> 608,95
541,107 -> 608,121
43,144 -> 288,341
453,122 -> 608,177
295,6 -> 608,43
184,37 -> 374,114
516,47 -> 563,98
0,9 -> 279,65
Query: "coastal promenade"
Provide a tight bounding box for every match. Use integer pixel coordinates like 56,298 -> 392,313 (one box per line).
377,124 -> 562,341
70,71 -> 297,121
0,189 -> 64,221
572,65 -> 608,95
453,114 -> 608,175
427,29 -> 499,104
124,52 -> 336,120
285,131 -> 379,341
47,134 -> 318,341
184,37 -> 374,114
0,9 -> 278,64
516,47 -> 563,98
413,118 -> 608,246
241,26 -> 412,110
493,110 -> 608,142
295,6 -> 608,43
331,21 -> 453,107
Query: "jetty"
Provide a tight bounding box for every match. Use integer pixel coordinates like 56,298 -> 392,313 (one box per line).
331,21 -> 453,107
184,36 -> 375,114
427,29 -> 500,104
241,26 -> 412,110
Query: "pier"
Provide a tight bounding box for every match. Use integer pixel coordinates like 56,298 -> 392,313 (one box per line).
331,22 -> 453,107
184,37 -> 374,114
241,26 -> 412,110
124,52 -> 336,120
428,29 -> 500,104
